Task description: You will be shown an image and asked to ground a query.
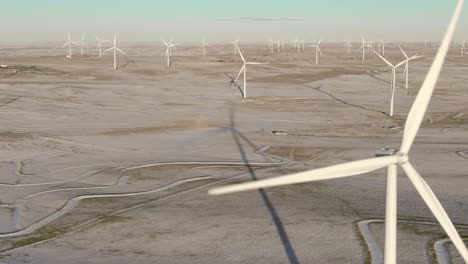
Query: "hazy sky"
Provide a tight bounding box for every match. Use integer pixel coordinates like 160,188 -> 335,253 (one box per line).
1,0 -> 466,42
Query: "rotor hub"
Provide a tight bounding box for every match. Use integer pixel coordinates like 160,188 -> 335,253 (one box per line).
397,152 -> 409,165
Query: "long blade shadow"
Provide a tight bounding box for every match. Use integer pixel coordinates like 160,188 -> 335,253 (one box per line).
118,60 -> 135,70
368,73 -> 406,90
225,73 -> 244,98
305,84 -> 388,116
228,109 -> 300,264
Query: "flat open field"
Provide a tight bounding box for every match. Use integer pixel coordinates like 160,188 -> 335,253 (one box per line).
0,42 -> 467,263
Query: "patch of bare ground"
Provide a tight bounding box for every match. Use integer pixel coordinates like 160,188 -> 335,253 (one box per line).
250,68 -> 367,84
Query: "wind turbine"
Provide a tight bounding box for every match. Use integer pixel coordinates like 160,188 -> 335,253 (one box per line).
358,39 -> 370,61
209,2 -> 468,264
233,45 -> 268,99
62,32 -> 78,59
201,38 -> 209,56
380,41 -> 390,56
398,45 -> 424,89
308,40 -> 322,65
232,40 -> 239,55
163,39 -> 178,67
373,50 -> 416,116
95,35 -> 109,59
76,33 -> 88,56
345,40 -> 352,53
458,40 -> 466,55
267,39 -> 274,53
103,33 -> 127,70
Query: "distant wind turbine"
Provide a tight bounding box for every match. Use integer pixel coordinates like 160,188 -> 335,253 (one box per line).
458,40 -> 466,55
163,38 -> 178,67
232,40 -> 239,55
358,39 -> 370,61
373,50 -> 416,116
398,45 -> 424,89
308,40 -> 323,65
103,33 -> 127,70
345,40 -> 352,53
234,45 -> 268,98
62,32 -> 78,59
95,35 -> 109,59
380,41 -> 390,56
201,38 -> 209,56
76,33 -> 88,56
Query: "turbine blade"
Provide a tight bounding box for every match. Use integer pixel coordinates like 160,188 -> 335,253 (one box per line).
246,62 -> 268,65
103,47 -> 114,54
209,155 -> 399,195
116,47 -> 127,56
317,47 -> 323,56
234,64 -> 245,82
373,50 -> 394,67
396,58 -> 412,68
400,0 -> 464,154
402,162 -> 468,263
236,45 -> 246,63
397,44 -> 409,58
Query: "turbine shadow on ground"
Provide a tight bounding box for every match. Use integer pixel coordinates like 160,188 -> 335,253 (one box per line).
367,73 -> 406,90
305,85 -> 388,116
228,109 -> 300,264
225,73 -> 243,97
117,59 -> 136,70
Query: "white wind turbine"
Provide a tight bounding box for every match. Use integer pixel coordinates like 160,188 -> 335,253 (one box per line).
267,39 -> 274,53
233,45 -> 268,98
76,33 -> 88,56
163,39 -> 178,67
232,40 -> 239,55
373,50 -> 417,116
201,38 -> 209,56
358,39 -> 370,61
308,40 -> 323,65
95,35 -> 109,59
62,32 -> 78,59
380,41 -> 390,56
345,40 -> 352,53
210,2 -> 468,264
103,33 -> 127,70
398,45 -> 424,89
458,40 -> 466,55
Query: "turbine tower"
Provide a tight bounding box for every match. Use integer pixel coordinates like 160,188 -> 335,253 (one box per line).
233,45 -> 268,99
210,2 -> 468,264
103,33 -> 127,70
